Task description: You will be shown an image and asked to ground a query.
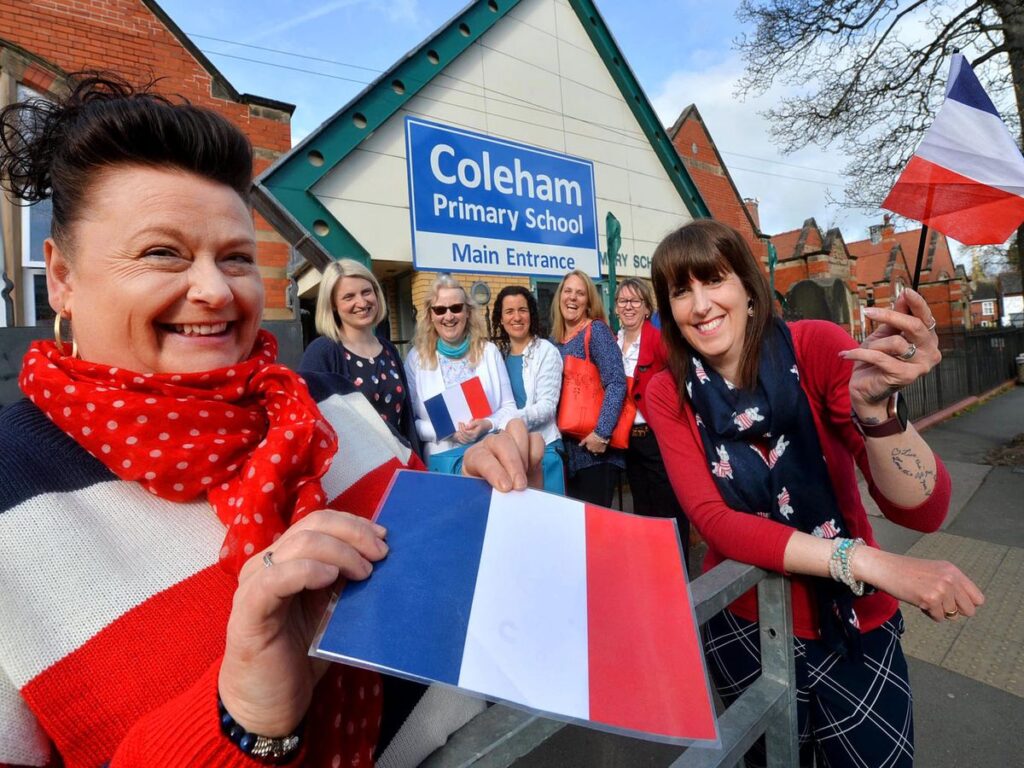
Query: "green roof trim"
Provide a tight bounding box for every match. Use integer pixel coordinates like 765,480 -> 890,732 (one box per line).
253,0 -> 709,271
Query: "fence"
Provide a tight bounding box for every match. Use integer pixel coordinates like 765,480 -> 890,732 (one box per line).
422,561 -> 798,768
902,327 -> 1024,420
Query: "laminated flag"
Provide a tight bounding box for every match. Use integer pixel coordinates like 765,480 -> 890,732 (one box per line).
882,53 -> 1024,245
313,471 -> 718,745
423,376 -> 492,439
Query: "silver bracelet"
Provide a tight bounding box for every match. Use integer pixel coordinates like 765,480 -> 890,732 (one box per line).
828,537 -> 866,596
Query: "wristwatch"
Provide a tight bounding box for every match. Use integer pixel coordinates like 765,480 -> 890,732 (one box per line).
851,391 -> 909,438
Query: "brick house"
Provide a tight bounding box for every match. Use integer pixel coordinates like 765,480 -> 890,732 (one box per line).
969,281 -> 1001,328
847,216 -> 969,330
667,105 -> 769,267
769,218 -> 863,337
0,0 -> 294,328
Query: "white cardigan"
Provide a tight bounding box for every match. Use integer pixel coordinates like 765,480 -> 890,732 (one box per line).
495,337 -> 562,446
405,341 -> 517,457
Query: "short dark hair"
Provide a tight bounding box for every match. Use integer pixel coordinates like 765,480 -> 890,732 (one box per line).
651,219 -> 774,395
492,285 -> 541,357
0,73 -> 253,248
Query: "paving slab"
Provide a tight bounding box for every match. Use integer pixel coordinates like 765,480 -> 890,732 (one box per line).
898,532 -> 1024,703
908,657 -> 1024,768
920,388 -> 1024,463
946,466 -> 1024,549
900,533 -> 1007,666
943,545 -> 1024,698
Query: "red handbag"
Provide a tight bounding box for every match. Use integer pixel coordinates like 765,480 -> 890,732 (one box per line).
557,323 -> 636,450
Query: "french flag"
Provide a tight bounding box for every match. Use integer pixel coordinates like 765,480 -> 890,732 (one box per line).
423,376 -> 493,439
882,53 -> 1024,245
314,471 -> 718,744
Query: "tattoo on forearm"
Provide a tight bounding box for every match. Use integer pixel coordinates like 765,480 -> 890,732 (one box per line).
891,448 -> 935,496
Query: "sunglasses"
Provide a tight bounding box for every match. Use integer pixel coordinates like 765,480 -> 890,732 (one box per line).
430,303 -> 465,316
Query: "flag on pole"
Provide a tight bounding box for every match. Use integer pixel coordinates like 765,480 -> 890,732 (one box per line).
313,471 -> 718,744
882,53 -> 1024,245
423,376 -> 492,439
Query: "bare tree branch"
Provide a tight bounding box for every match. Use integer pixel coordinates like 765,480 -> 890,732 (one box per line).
734,0 -> 1024,212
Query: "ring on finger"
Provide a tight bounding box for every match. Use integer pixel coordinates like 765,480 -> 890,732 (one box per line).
898,343 -> 917,361
262,550 -> 274,568
944,607 -> 959,619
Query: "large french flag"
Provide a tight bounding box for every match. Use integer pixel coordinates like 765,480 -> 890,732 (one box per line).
314,471 -> 718,744
882,53 -> 1024,245
423,376 -> 493,439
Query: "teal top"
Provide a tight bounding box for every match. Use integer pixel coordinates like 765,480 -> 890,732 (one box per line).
505,354 -> 527,409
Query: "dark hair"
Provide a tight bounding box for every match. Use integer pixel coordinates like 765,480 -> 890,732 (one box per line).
651,219 -> 774,397
0,73 -> 253,248
492,285 -> 541,357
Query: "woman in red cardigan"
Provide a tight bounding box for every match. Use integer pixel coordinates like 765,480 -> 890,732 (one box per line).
646,220 -> 983,768
614,277 -> 689,566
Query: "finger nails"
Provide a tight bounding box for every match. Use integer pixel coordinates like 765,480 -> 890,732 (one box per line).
513,472 -> 527,491
372,522 -> 387,538
376,538 -> 389,557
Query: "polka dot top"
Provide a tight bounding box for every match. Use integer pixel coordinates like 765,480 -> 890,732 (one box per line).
345,345 -> 405,427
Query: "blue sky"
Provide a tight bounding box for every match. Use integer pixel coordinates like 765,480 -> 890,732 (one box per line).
158,0 -> 881,244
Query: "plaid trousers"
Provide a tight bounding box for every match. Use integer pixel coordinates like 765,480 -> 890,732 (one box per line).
703,609 -> 914,767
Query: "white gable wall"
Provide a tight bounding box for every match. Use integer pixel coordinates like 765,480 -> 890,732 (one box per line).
311,0 -> 691,278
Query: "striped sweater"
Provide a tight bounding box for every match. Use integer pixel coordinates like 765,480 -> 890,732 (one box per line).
0,373 -> 420,767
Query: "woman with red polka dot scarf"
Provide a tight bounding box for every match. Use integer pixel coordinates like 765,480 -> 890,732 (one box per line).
0,75 -> 542,768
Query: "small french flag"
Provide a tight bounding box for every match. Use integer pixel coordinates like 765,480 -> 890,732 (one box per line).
423,376 -> 493,439
314,471 -> 717,744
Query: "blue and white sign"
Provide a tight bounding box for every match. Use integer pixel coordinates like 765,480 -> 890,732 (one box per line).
405,117 -> 600,278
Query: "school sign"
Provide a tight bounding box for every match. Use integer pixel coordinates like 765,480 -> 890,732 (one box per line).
406,118 -> 600,278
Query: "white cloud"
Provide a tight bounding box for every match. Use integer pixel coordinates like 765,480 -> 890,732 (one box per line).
649,55 -> 881,241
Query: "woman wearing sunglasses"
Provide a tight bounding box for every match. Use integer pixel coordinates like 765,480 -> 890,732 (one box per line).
405,275 -> 517,474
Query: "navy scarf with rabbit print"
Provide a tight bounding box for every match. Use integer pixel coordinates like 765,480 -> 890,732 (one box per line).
685,318 -> 862,658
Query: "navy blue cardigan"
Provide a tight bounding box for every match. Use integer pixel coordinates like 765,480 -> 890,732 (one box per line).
299,335 -> 422,459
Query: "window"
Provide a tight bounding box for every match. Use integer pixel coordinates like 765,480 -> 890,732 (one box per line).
982,300 -> 995,316
16,84 -> 54,326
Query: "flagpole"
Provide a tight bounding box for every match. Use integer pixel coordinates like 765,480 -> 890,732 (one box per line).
912,224 -> 929,291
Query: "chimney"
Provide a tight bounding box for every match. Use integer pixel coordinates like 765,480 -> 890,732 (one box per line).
868,214 -> 895,245
743,198 -> 761,230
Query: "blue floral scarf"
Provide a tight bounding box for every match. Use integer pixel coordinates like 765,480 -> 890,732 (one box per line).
685,318 -> 862,657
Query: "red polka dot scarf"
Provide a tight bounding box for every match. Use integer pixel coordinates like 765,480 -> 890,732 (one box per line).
19,330 -> 337,575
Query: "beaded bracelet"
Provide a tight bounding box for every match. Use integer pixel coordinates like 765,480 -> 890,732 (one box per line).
829,537 -> 866,596
218,696 -> 303,765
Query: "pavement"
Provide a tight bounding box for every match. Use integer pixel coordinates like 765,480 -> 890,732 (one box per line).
510,385 -> 1024,767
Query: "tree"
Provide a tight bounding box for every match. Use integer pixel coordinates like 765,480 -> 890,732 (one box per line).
734,0 -> 1024,281
965,234 -> 1020,278
736,1 -> 1022,206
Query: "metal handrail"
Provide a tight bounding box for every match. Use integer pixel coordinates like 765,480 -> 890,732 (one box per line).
421,560 -> 798,768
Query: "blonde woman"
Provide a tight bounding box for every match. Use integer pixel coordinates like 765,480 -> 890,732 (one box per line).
551,269 -> 626,506
300,259 -> 419,455
405,275 -> 516,474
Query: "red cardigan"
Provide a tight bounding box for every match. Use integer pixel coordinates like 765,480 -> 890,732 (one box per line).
646,320 -> 951,639
631,320 -> 669,421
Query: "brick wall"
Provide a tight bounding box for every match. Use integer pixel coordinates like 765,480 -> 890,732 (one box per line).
670,114 -> 768,267
0,0 -> 293,319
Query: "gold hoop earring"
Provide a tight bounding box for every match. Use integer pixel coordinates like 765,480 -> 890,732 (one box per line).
54,311 -> 78,358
